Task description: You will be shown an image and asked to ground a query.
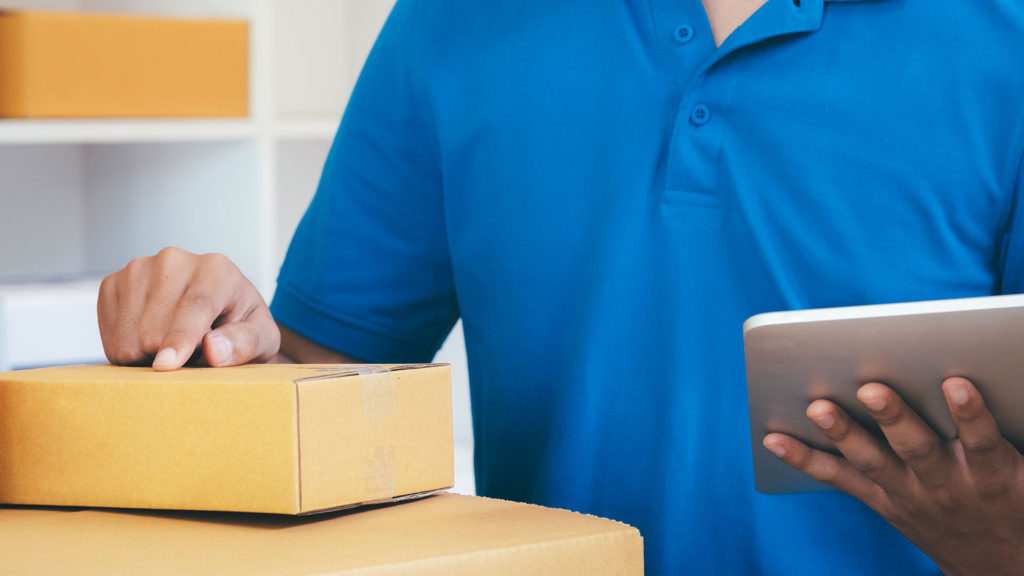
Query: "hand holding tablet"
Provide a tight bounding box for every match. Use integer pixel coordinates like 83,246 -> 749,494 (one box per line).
744,294 -> 1024,574
744,293 -> 1024,494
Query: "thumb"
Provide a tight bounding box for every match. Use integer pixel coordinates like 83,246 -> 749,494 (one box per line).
203,317 -> 279,367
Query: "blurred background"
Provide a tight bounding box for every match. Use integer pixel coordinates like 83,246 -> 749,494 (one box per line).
0,0 -> 475,494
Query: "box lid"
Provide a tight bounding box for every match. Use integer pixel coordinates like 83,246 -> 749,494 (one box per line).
0,493 -> 643,575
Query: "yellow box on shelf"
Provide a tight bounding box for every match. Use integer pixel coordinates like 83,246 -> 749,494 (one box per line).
0,10 -> 248,118
0,364 -> 453,514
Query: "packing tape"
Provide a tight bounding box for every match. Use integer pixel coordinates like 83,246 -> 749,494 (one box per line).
352,366 -> 398,424
365,445 -> 397,502
351,366 -> 398,501
295,365 -> 400,502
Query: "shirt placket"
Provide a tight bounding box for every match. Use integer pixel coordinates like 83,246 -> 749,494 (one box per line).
656,0 -> 826,207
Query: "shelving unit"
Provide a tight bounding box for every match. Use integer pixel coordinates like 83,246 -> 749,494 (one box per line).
0,0 -> 474,493
0,0 -> 383,286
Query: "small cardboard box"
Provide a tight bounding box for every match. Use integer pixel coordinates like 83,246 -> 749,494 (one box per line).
0,493 -> 644,575
0,10 -> 248,118
0,364 -> 453,514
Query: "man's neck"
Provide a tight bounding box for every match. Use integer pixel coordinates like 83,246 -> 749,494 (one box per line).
701,0 -> 771,47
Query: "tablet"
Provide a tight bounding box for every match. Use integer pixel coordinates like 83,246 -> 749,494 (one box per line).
743,293 -> 1024,494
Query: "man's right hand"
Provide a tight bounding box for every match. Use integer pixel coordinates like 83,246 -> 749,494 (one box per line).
97,247 -> 281,371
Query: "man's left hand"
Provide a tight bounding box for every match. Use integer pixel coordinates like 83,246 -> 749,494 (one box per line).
763,377 -> 1024,576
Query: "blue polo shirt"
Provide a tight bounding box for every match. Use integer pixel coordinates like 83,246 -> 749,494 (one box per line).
272,0 -> 1024,573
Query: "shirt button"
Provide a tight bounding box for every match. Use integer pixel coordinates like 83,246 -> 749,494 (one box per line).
690,104 -> 711,126
674,25 -> 695,44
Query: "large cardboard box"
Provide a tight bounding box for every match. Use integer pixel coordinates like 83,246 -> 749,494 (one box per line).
0,10 -> 248,118
0,493 -> 644,574
0,364 -> 453,514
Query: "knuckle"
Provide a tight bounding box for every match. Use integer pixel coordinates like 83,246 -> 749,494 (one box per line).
263,323 -> 282,358
200,252 -> 233,272
153,250 -> 185,277
896,440 -> 940,465
138,332 -> 163,355
932,489 -> 961,515
123,256 -> 149,280
874,498 -> 901,524
976,478 -> 1012,501
855,457 -> 890,479
97,276 -> 118,315
181,291 -> 219,316
960,434 -> 1002,455
791,446 -> 818,472
826,422 -> 852,442
245,311 -> 280,362
98,274 -> 115,296
954,401 -> 984,422
814,460 -> 842,485
154,247 -> 198,278
230,327 -> 255,356
112,345 -> 145,366
873,407 -> 906,428
156,246 -> 186,260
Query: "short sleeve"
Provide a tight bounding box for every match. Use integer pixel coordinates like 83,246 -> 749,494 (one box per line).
270,0 -> 456,363
999,143 -> 1024,294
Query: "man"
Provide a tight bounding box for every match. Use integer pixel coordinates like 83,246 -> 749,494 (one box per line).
98,1 -> 1024,573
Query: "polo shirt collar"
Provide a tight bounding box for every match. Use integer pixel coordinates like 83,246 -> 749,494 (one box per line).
707,0 -> 892,68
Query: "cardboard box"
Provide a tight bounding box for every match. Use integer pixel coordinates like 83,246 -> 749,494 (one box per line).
0,10 -> 248,118
0,493 -> 644,575
0,364 -> 453,514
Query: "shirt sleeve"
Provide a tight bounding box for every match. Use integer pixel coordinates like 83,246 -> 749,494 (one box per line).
270,0 -> 456,363
999,146 -> 1024,295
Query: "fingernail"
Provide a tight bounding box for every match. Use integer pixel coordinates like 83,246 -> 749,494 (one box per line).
812,412 -> 836,430
206,334 -> 232,367
153,348 -> 178,370
765,441 -> 786,458
862,394 -> 887,412
948,381 -> 969,406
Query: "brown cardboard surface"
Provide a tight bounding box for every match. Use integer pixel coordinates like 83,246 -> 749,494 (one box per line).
0,364 -> 453,514
0,10 -> 247,118
0,493 -> 644,575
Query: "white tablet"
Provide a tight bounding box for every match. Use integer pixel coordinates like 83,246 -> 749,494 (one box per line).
744,293 -> 1024,494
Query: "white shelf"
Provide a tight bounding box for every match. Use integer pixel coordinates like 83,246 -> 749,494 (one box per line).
0,117 -> 340,145
0,118 -> 257,145
271,118 -> 339,141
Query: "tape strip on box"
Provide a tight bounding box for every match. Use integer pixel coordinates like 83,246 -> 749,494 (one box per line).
352,366 -> 398,501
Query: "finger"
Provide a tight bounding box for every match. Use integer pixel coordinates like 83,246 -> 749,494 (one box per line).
203,306 -> 280,367
155,277 -> 234,371
97,274 -> 124,364
136,259 -> 191,358
806,399 -> 911,494
943,377 -> 1017,480
763,433 -> 886,507
98,263 -> 150,365
857,382 -> 949,488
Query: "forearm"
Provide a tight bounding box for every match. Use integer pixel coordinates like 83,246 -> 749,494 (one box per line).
272,322 -> 363,364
